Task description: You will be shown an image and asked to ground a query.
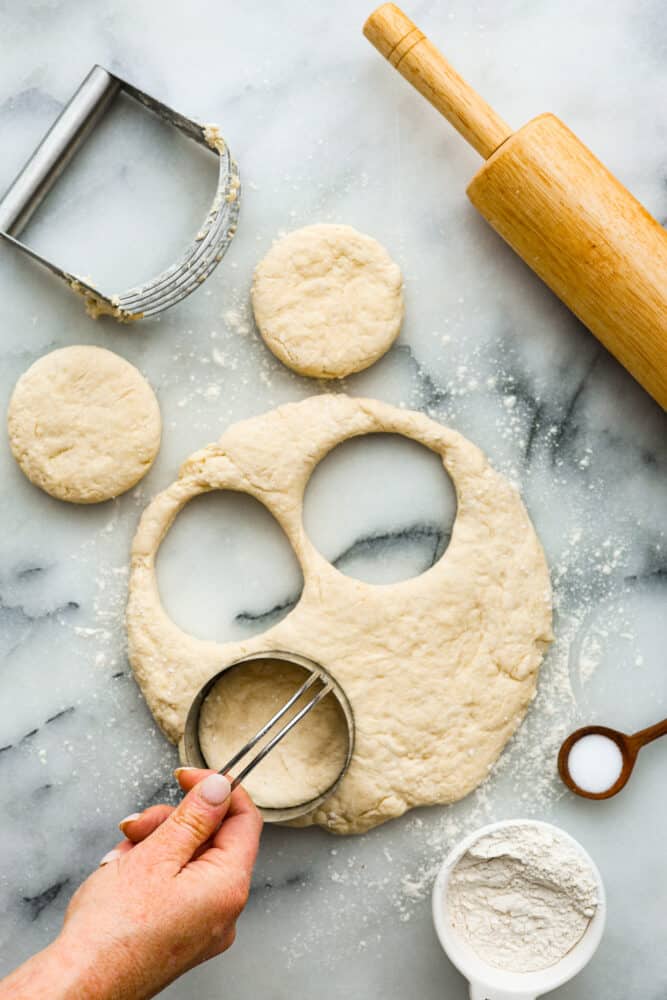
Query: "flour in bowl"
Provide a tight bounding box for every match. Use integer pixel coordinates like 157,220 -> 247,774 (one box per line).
446,823 -> 599,973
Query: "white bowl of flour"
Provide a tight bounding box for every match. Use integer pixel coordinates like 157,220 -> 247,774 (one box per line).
432,819 -> 606,999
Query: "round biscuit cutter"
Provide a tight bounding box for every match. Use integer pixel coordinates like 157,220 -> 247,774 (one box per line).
183,650 -> 356,823
0,65 -> 240,321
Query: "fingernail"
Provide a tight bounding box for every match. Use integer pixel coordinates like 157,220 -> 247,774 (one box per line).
99,849 -> 121,867
198,773 -> 231,806
173,766 -> 197,778
118,813 -> 141,831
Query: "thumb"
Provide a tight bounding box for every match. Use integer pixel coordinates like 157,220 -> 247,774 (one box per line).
137,772 -> 232,870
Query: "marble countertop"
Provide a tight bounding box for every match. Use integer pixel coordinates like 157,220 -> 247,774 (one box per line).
1,1 -> 666,997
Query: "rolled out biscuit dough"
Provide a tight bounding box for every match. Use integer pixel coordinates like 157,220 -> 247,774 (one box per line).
8,346 -> 161,503
251,224 -> 403,378
127,395 -> 553,835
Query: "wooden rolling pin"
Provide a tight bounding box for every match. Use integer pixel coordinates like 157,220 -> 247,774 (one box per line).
364,4 -> 667,409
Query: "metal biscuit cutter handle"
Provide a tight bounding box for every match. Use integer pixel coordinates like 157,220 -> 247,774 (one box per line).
183,651 -> 356,823
0,65 -> 240,321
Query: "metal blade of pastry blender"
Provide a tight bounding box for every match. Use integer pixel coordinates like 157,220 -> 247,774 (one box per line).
0,65 -> 240,320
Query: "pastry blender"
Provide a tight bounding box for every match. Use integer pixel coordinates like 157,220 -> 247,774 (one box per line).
0,65 -> 240,320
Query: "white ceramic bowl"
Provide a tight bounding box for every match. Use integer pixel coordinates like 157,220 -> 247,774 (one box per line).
431,819 -> 606,1000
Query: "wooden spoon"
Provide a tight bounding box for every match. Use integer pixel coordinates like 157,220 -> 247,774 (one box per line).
558,720 -> 667,800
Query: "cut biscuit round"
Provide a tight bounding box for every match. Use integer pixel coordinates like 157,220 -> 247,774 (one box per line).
251,224 -> 404,378
8,345 -> 161,503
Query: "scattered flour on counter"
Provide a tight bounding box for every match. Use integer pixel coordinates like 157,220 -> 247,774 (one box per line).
278,340 -> 659,965
446,824 -> 598,973
25,314 -> 658,972
223,306 -> 251,336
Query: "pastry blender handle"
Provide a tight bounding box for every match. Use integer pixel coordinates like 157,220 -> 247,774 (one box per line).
0,66 -> 119,237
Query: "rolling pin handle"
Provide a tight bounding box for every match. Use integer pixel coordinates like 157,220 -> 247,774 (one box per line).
363,3 -> 513,159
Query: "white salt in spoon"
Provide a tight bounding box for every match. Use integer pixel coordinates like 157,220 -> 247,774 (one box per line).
432,819 -> 606,1000
559,719 -> 667,799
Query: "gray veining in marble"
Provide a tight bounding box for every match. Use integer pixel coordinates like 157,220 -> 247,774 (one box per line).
1,1 -> 666,997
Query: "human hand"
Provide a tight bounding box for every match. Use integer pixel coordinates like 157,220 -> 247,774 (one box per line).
1,768 -> 262,1000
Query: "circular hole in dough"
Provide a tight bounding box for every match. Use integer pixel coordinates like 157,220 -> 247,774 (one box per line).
156,491 -> 304,643
251,223 -> 404,379
7,345 -> 161,504
303,433 -> 457,584
198,658 -> 349,809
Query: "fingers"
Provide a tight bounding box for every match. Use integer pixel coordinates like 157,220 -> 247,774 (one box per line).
134,772 -> 233,871
120,805 -> 174,843
174,770 -> 263,873
174,766 -> 217,793
201,785 -> 263,877
99,838 -> 133,866
118,767 -> 215,845
113,768 -> 239,864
